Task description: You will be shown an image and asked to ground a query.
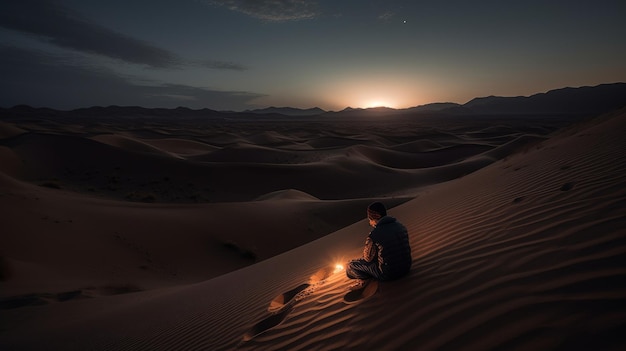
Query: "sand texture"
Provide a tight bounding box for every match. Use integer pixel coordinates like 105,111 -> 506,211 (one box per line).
1,109 -> 625,350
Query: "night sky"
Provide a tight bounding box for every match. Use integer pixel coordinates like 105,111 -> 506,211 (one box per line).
1,0 -> 625,111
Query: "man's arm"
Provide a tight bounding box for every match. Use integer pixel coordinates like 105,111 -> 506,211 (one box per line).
363,237 -> 377,262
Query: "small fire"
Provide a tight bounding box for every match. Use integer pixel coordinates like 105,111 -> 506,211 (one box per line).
334,263 -> 344,273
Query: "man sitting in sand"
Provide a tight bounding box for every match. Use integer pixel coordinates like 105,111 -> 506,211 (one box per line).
346,202 -> 413,290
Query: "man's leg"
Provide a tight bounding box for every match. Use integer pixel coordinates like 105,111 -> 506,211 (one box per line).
346,259 -> 384,280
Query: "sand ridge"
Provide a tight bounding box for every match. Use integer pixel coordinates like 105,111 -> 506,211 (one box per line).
0,116 -> 564,204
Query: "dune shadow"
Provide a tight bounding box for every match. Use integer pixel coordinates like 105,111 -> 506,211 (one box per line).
0,289 -> 93,310
343,280 -> 379,304
268,283 -> 310,312
243,305 -> 294,342
0,294 -> 52,309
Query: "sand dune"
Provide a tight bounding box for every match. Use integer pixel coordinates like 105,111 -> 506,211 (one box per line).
136,138 -> 219,156
190,142 -> 299,163
0,121 -> 26,139
0,146 -> 23,177
255,189 -> 320,201
391,138 -> 443,152
91,134 -> 179,157
0,110 -> 624,350
347,143 -> 494,169
0,169 -> 409,298
0,119 -> 535,202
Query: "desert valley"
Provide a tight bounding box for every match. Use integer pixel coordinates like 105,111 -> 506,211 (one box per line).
1,83 -> 625,350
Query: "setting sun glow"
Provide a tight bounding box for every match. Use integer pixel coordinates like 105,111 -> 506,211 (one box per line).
363,100 -> 393,109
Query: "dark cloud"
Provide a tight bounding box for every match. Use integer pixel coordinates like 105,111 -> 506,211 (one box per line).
0,0 -> 179,68
0,0 -> 247,72
0,45 -> 265,110
210,0 -> 320,22
196,59 -> 248,71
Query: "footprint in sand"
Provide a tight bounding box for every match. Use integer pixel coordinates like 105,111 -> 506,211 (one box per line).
243,267 -> 334,342
343,280 -> 379,304
268,283 -> 310,312
243,305 -> 293,342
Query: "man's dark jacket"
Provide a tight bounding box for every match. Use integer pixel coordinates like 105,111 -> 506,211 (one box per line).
363,216 -> 412,280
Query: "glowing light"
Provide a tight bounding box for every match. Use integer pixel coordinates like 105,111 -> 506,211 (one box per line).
363,100 -> 393,109
334,263 -> 344,273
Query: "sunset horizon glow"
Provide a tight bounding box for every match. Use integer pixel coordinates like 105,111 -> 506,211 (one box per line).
1,1 -> 625,111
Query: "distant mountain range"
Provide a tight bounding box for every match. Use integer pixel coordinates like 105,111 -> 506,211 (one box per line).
2,83 -> 625,118
461,83 -> 626,115
245,106 -> 326,116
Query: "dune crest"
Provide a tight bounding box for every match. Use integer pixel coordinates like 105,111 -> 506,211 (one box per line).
255,189 -> 320,201
91,134 -> 178,157
0,121 -> 26,139
137,138 -> 218,156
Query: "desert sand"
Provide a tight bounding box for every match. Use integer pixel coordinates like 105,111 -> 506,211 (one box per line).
0,108 -> 625,350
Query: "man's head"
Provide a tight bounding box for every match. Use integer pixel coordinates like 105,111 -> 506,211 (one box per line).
367,201 -> 387,227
